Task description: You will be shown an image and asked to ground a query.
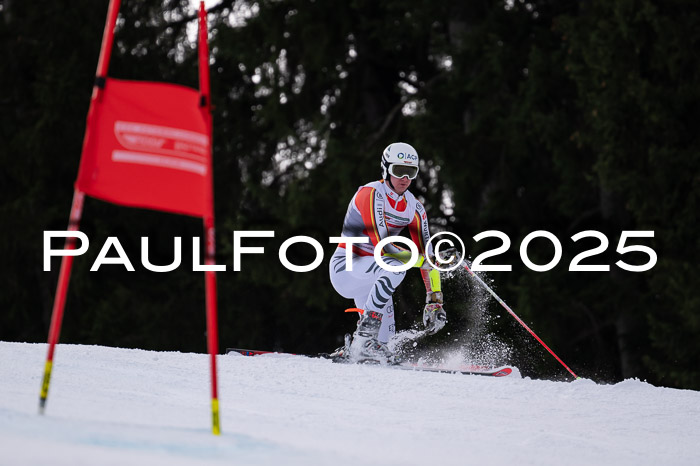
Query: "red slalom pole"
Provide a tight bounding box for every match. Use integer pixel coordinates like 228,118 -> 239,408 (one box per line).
462,262 -> 579,380
203,221 -> 220,435
199,2 -> 221,436
39,190 -> 85,413
92,0 -> 121,100
39,0 -> 120,414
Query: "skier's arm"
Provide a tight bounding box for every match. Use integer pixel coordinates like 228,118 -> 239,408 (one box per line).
409,201 -> 446,334
408,201 -> 441,294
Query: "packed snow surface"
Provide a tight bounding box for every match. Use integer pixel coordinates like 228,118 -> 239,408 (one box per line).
1,342 -> 698,465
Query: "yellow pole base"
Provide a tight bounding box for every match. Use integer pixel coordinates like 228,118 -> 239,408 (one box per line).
211,398 -> 220,435
39,360 -> 53,414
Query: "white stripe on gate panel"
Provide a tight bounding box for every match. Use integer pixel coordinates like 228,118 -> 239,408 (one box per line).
112,150 -> 207,175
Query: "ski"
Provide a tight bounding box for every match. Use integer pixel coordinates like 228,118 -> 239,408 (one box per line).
225,347 -> 514,377
394,362 -> 513,377
226,347 -> 331,358
226,348 -> 289,357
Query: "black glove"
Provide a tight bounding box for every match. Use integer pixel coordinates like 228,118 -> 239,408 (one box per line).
434,247 -> 462,267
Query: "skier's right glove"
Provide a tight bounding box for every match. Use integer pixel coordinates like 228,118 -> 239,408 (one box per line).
423,292 -> 447,335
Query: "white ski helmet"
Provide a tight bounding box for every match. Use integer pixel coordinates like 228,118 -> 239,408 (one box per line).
381,142 -> 420,180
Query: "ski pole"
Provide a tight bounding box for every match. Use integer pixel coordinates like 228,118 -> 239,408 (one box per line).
461,262 -> 579,380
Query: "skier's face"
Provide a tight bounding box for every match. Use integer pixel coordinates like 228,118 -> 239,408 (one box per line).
389,174 -> 412,195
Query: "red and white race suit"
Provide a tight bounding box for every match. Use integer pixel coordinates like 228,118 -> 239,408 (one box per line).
329,180 -> 436,343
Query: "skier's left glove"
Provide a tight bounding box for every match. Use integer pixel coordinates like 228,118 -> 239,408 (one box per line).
423,292 -> 447,335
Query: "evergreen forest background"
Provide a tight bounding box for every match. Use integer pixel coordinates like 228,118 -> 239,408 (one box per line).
1,0 -> 698,389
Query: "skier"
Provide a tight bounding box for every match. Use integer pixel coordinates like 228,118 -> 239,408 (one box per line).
329,142 -> 447,363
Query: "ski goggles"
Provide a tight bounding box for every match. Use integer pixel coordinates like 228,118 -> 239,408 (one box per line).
388,163 -> 419,180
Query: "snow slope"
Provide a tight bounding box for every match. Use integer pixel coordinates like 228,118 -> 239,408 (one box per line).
1,342 -> 698,465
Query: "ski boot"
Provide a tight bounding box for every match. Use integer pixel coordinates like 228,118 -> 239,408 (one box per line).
349,310 -> 396,365
327,333 -> 352,362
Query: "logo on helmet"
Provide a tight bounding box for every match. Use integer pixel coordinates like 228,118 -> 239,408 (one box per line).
397,152 -> 418,161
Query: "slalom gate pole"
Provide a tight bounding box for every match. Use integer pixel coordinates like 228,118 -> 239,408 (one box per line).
199,2 -> 221,436
40,190 -> 86,413
461,262 -> 579,380
203,222 -> 220,435
40,0 -> 120,414
92,0 -> 121,100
